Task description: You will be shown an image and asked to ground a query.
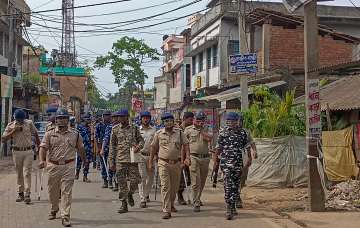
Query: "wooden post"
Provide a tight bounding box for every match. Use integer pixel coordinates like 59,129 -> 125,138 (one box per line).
304,0 -> 325,212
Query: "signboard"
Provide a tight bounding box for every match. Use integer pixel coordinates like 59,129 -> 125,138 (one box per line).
307,79 -> 321,139
229,53 -> 257,74
1,74 -> 13,98
132,97 -> 143,113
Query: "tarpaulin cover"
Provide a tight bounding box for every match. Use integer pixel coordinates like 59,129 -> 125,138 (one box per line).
246,136 -> 308,188
322,127 -> 359,181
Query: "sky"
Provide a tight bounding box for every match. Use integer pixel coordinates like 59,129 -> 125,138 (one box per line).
25,0 -> 355,97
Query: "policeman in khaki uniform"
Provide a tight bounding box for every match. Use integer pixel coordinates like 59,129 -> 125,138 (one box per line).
108,109 -> 144,214
184,112 -> 213,212
137,111 -> 156,208
1,109 -> 40,204
149,112 -> 191,219
38,108 -> 86,227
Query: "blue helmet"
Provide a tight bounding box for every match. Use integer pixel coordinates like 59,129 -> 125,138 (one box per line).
161,112 -> 174,121
117,109 -> 129,117
103,110 -> 112,116
225,112 -> 240,121
14,109 -> 26,121
140,111 -> 151,118
195,111 -> 207,121
55,108 -> 69,118
69,116 -> 76,123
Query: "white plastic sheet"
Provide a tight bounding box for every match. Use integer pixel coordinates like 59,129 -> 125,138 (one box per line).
246,136 -> 308,188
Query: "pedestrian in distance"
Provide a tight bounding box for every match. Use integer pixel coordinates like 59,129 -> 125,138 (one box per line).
177,111 -> 194,205
38,108 -> 86,227
216,112 -> 252,220
137,111 -> 157,208
75,114 -> 93,182
184,111 -> 213,212
149,112 -> 191,219
1,109 -> 40,204
108,109 -> 144,214
95,110 -> 112,188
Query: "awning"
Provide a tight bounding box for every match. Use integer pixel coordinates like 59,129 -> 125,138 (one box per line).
196,81 -> 287,102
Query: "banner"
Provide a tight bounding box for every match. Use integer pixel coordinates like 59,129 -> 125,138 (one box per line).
1,74 -> 13,98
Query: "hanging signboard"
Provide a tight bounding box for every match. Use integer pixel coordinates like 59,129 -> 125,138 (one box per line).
229,53 -> 257,74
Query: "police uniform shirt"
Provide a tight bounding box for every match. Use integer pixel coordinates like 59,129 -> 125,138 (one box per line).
184,125 -> 211,155
4,119 -> 37,148
139,125 -> 156,155
151,128 -> 189,160
40,127 -> 83,162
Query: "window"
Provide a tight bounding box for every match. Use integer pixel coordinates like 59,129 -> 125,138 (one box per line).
50,78 -> 60,91
207,48 -> 212,69
192,56 -> 196,75
213,44 -> 218,67
228,40 -> 240,55
198,52 -> 203,72
185,64 -> 191,88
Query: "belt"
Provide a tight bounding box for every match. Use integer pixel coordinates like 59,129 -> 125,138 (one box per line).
191,153 -> 210,159
49,159 -> 75,165
159,157 -> 181,164
141,152 -> 150,156
12,146 -> 32,151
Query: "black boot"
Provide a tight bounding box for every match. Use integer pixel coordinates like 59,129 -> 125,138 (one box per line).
177,191 -> 187,205
108,179 -> 113,189
117,201 -> 128,214
231,206 -> 238,216
128,193 -> 134,207
102,179 -> 108,188
24,192 -> 31,204
16,192 -> 24,202
75,170 -> 80,180
113,183 -> 119,192
226,205 -> 233,220
83,175 -> 91,183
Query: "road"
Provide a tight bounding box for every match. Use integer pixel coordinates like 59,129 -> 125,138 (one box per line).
0,161 -> 301,228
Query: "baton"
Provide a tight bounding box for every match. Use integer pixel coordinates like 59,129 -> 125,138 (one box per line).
101,155 -> 110,178
38,169 -> 44,201
182,169 -> 191,205
154,165 -> 158,201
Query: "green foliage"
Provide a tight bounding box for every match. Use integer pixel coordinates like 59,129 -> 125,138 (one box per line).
94,36 -> 160,88
242,86 -> 306,138
22,72 -> 46,87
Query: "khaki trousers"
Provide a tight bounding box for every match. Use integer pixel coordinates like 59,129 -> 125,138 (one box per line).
138,156 -> 154,202
47,162 -> 75,219
190,157 -> 210,206
158,159 -> 181,213
12,150 -> 33,194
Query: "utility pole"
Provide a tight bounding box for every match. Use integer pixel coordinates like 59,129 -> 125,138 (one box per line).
238,0 -> 249,110
304,0 -> 325,211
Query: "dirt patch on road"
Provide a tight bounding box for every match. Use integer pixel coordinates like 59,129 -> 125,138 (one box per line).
242,187 -> 308,213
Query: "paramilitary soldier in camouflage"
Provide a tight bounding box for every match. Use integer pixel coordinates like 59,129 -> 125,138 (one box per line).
184,111 -> 213,212
102,112 -> 121,191
137,111 -> 156,208
95,110 -> 112,188
216,112 -> 252,220
149,112 -> 191,219
76,114 -> 93,182
1,109 -> 40,204
39,108 -> 86,227
177,111 -> 193,205
108,109 -> 144,214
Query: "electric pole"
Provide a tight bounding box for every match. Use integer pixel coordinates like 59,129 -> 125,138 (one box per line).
304,0 -> 325,211
238,0 -> 249,110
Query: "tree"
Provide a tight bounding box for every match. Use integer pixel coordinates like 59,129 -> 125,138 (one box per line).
94,36 -> 160,108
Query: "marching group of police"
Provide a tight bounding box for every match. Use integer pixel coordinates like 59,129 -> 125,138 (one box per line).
1,107 -> 257,227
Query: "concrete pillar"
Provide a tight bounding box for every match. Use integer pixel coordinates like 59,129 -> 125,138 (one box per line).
262,21 -> 272,74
